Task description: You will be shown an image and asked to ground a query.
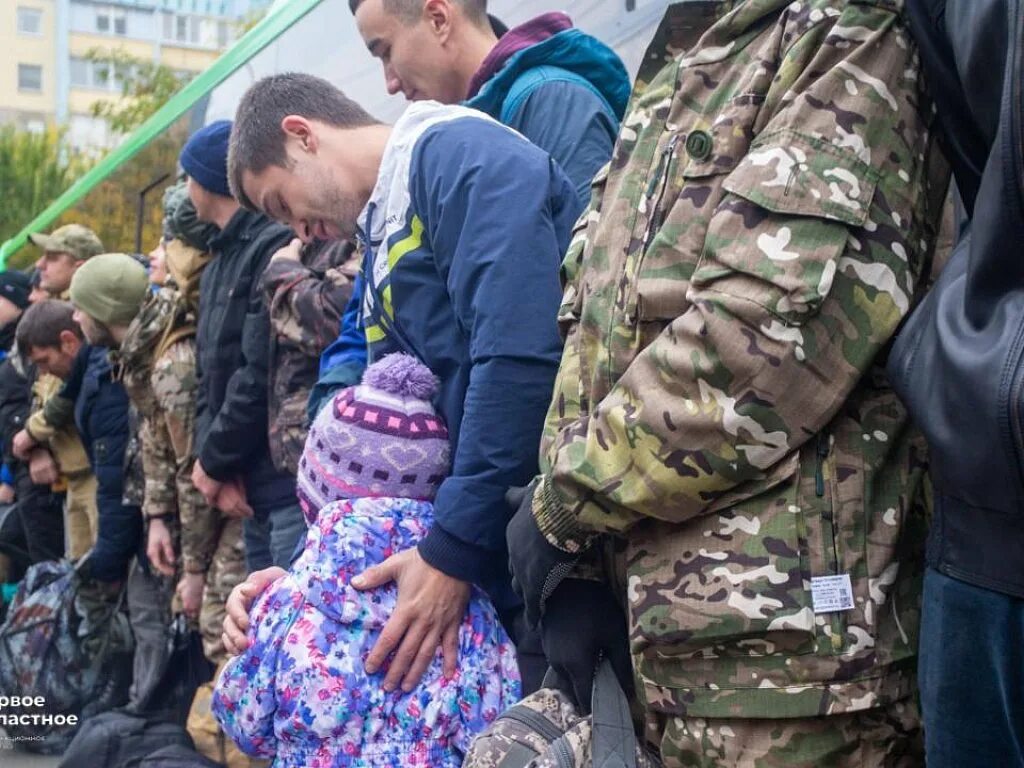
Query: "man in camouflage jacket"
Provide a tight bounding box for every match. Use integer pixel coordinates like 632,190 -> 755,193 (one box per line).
262,237 -> 358,475
118,186 -> 247,666
507,1 -> 949,764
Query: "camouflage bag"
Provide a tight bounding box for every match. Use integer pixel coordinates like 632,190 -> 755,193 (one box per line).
465,659 -> 661,768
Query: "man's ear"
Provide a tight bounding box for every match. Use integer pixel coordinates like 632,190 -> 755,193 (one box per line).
281,115 -> 318,154
58,329 -> 79,353
423,0 -> 454,41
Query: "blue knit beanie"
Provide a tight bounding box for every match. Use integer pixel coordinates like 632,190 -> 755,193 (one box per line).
180,120 -> 232,198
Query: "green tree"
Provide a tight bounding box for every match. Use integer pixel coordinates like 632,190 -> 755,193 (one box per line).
0,126 -> 89,269
85,47 -> 193,135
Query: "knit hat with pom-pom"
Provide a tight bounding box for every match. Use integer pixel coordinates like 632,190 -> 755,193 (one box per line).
297,353 -> 450,521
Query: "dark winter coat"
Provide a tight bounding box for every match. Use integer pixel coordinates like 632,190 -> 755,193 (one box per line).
70,345 -> 141,582
196,208 -> 294,510
889,0 -> 1024,597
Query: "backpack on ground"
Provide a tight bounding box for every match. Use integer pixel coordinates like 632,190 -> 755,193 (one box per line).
465,659 -> 662,768
0,559 -> 134,753
58,710 -> 193,768
143,743 -> 224,767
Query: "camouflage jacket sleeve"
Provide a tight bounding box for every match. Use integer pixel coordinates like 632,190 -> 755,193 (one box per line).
24,374 -> 69,443
262,243 -> 358,357
148,340 -> 219,573
536,2 -> 946,552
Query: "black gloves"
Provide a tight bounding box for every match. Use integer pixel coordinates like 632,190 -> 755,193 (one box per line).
541,579 -> 633,714
506,481 -> 578,628
506,482 -> 633,714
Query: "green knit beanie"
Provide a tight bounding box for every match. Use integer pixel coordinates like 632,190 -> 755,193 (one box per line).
69,253 -> 149,327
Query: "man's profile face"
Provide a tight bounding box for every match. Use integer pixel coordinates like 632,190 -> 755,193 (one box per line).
186,176 -> 215,224
28,345 -> 74,380
355,0 -> 465,103
242,142 -> 363,245
35,251 -> 79,294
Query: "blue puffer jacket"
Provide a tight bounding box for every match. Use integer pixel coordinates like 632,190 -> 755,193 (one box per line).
69,345 -> 141,582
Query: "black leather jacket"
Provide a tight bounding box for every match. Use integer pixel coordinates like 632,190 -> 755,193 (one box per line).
889,0 -> 1024,597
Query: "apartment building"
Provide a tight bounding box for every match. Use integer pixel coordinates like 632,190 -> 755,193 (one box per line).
2,0 -> 269,148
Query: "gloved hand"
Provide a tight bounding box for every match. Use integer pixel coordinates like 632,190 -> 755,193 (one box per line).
541,578 -> 633,714
506,480 -> 578,628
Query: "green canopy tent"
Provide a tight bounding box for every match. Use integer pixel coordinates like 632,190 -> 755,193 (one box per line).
0,0 -> 670,269
0,0 -> 325,269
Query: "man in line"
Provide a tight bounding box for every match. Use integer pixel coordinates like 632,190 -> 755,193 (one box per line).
315,0 -> 629,408
66,253 -> 169,710
13,225 -> 104,560
506,1 -> 948,765
0,270 -> 64,565
16,299 -> 140,586
181,121 -> 305,571
222,73 -> 576,693
888,0 -> 1024,764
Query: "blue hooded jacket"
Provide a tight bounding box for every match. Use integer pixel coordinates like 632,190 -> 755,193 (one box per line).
315,16 -> 629,407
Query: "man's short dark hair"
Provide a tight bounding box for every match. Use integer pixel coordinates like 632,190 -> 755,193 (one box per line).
16,299 -> 82,355
228,73 -> 380,210
348,0 -> 487,24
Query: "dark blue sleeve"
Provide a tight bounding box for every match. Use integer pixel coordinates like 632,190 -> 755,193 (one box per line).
86,382 -> 142,583
318,272 -> 368,377
409,119 -> 572,591
504,79 -> 618,208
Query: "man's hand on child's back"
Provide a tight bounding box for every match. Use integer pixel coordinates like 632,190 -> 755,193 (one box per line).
352,547 -> 470,693
222,566 -> 286,655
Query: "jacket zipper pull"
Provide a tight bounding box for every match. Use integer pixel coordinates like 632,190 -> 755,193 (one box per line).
642,135 -> 680,254
815,433 -> 830,498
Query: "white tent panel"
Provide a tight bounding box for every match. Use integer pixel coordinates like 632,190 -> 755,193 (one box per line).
206,0 -> 671,123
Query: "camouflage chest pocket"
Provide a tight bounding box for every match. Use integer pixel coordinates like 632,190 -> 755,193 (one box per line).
689,130 -> 879,325
629,89 -> 769,324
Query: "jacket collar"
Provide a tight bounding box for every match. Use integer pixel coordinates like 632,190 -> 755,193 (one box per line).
466,12 -> 573,99
209,208 -> 261,252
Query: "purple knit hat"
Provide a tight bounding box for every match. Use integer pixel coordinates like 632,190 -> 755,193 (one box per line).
297,354 -> 450,522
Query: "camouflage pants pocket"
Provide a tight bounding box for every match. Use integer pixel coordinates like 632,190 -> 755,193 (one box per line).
626,475 -> 825,711
648,695 -> 923,768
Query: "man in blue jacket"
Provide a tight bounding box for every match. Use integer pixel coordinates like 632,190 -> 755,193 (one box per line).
222,73 -> 577,693
313,0 -> 630,409
15,299 -> 141,585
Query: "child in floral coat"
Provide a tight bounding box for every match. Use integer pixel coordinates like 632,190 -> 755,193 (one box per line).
212,354 -> 520,767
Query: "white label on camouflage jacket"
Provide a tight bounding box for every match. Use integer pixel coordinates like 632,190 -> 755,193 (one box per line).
810,574 -> 855,614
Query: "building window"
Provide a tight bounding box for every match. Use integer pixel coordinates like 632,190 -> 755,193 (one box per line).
95,6 -> 127,36
25,119 -> 45,134
217,19 -> 229,48
16,6 -> 43,36
68,57 -> 132,92
163,12 -> 202,45
69,57 -> 90,88
17,64 -> 42,93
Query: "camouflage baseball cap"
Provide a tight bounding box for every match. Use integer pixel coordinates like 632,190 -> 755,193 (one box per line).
29,224 -> 104,261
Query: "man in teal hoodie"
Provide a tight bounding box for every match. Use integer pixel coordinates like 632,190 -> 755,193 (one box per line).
315,0 -> 630,402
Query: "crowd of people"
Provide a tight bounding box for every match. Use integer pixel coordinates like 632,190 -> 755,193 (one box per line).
0,0 -> 1019,766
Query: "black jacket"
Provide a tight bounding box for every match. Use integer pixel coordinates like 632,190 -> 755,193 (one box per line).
196,208 -> 294,509
889,0 -> 1024,597
69,345 -> 142,582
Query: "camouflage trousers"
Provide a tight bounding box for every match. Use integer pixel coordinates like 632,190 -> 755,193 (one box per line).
646,697 -> 923,768
198,517 -> 246,665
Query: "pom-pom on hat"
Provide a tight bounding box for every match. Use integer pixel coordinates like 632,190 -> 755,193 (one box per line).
297,353 -> 449,520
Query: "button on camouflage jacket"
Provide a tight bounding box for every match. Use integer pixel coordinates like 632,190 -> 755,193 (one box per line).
533,0 -> 949,720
